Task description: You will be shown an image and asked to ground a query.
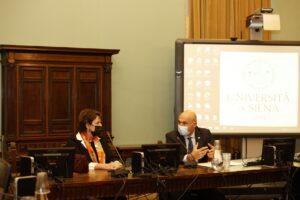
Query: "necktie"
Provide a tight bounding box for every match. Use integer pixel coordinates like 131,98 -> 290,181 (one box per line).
187,137 -> 193,154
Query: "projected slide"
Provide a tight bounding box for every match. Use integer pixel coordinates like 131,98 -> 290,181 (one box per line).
180,42 -> 300,134
220,52 -> 298,127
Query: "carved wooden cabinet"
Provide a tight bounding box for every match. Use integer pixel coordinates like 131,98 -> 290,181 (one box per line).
0,45 -> 119,152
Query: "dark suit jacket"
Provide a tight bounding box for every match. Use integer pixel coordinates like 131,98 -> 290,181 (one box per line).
165,127 -> 214,163
66,133 -> 115,164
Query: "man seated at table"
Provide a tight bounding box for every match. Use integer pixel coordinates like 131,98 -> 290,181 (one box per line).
164,110 -> 225,200
166,110 -> 214,163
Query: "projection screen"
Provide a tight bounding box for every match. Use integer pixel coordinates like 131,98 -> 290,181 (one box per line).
175,39 -> 300,136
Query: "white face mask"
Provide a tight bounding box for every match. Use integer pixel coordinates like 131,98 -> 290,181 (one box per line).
178,125 -> 189,136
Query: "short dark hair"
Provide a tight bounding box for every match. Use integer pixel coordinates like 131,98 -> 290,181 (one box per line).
78,109 -> 102,132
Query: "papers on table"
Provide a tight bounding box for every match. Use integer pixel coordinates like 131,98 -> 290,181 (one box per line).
197,158 -> 260,168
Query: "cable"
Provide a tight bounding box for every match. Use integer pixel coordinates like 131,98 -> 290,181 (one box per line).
176,173 -> 200,200
113,178 -> 127,200
219,171 -> 231,199
141,156 -> 175,200
284,163 -> 298,200
231,184 -> 253,200
289,167 -> 299,199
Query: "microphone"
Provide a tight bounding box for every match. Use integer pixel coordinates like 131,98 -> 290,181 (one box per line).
104,131 -> 129,178
176,136 -> 197,168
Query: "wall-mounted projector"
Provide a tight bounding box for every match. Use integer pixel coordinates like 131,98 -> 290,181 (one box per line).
246,8 -> 280,40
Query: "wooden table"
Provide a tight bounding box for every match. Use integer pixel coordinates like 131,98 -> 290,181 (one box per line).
48,164 -> 287,199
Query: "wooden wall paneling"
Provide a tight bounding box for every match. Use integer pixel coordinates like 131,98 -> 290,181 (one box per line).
19,66 -> 46,138
75,67 -> 102,127
2,61 -> 17,141
48,67 -> 74,136
0,45 -> 119,157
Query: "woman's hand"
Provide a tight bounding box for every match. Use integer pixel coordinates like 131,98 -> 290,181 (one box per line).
111,160 -> 123,169
95,161 -> 123,170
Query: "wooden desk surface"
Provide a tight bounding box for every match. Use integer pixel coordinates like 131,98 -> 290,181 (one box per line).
49,164 -> 287,199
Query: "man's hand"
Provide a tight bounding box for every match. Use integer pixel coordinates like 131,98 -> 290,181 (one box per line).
207,143 -> 215,160
190,142 -> 208,161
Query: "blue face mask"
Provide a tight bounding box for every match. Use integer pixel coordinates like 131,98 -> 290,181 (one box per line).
178,125 -> 189,136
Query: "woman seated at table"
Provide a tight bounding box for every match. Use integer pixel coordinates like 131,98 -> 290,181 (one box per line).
67,108 -> 122,171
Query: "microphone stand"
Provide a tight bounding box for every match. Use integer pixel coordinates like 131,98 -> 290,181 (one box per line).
176,136 -> 197,168
105,131 -> 129,178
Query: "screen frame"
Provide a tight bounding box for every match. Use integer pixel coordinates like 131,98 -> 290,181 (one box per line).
14,175 -> 36,198
262,137 -> 296,165
141,143 -> 181,173
175,39 -> 300,137
28,147 -> 75,178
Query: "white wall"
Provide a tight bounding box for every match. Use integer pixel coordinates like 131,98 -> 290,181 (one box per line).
0,0 -> 185,145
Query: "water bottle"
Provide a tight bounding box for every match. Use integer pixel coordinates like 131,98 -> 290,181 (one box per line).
211,140 -> 223,171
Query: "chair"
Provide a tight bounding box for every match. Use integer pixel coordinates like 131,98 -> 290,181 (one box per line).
0,159 -> 12,193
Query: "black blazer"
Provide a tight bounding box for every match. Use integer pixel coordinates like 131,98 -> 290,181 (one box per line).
66,133 -> 115,164
165,127 -> 214,163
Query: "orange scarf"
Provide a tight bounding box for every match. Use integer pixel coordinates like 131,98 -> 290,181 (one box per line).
80,132 -> 106,164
